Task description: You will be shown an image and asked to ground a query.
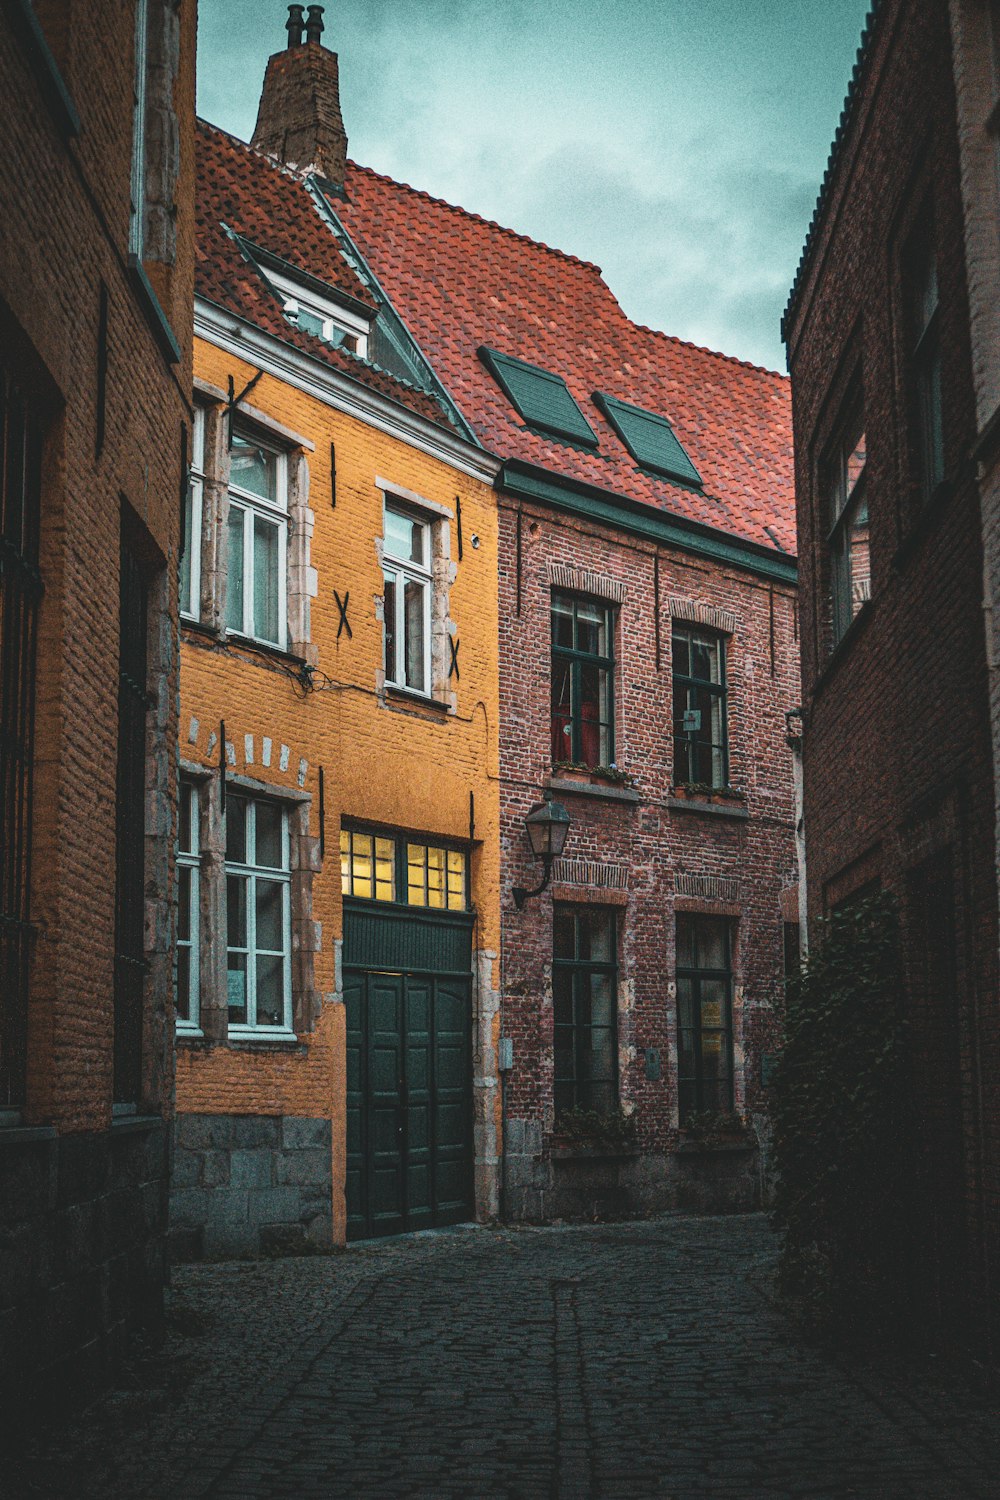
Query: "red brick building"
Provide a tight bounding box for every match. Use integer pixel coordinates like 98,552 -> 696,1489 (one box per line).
783,0 -> 1000,1360
325,41 -> 800,1217
0,0 -> 194,1416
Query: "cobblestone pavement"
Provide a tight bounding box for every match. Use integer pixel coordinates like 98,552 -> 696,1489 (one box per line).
11,1213 -> 1000,1498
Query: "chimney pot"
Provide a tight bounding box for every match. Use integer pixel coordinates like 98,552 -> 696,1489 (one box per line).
286,5 -> 305,46
304,5 -> 325,44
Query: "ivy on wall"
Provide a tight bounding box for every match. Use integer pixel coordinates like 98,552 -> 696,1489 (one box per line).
770,892 -> 912,1337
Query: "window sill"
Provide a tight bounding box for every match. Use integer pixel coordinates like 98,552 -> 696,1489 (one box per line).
0,1121 -> 57,1146
226,1028 -> 301,1049
667,796 -> 748,821
175,1025 -> 204,1042
224,632 -> 309,670
546,775 -> 641,805
550,1144 -> 640,1162
110,1113 -> 164,1135
127,255 -> 182,366
6,0 -> 80,139
385,685 -> 450,715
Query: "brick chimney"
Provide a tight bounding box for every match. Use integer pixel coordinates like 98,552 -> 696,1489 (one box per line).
251,5 -> 348,187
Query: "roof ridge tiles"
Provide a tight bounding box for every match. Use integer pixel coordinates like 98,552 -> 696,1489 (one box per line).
343,159 -> 605,277
628,322 -> 789,383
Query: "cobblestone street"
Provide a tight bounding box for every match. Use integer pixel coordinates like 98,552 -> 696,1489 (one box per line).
12,1214 -> 1000,1499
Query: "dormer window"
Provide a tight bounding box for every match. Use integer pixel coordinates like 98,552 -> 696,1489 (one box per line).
264,265 -> 370,358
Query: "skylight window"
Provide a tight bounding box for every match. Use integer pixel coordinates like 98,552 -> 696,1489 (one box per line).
478,347 -> 598,448
593,392 -> 702,488
265,265 -> 370,358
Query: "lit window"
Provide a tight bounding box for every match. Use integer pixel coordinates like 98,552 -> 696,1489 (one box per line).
180,407 -> 204,621
383,503 -> 432,695
676,915 -> 734,1123
551,591 -> 614,768
903,223 -> 944,507
553,907 -> 618,1116
825,403 -> 869,646
340,829 -> 395,901
672,627 -> 728,788
226,427 -> 287,648
340,828 -> 468,911
225,794 -> 292,1033
176,779 -> 201,1031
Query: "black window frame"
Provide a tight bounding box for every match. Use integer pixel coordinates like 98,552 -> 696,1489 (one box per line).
676,913 -> 734,1124
0,367 -> 43,1109
671,624 -> 729,788
340,824 -> 470,912
551,590 -> 616,770
902,215 -> 944,509
823,397 -> 869,648
553,905 -> 619,1117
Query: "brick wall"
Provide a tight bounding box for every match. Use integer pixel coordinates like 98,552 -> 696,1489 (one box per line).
785,0 -> 1000,1360
0,0 -> 194,1420
496,494 -> 799,1219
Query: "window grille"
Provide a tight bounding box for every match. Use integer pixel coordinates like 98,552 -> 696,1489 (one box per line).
824,403 -> 869,646
904,222 -> 944,507
0,369 -> 43,1108
226,427 -> 287,649
225,794 -> 292,1033
340,827 -> 468,912
176,778 -> 201,1031
113,532 -> 149,1103
180,407 -> 204,621
672,626 -> 728,786
553,906 -> 618,1115
551,591 -> 615,768
383,503 -> 432,695
676,914 -> 734,1123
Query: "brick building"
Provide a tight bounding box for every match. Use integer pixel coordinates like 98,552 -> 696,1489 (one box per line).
783,0 -> 1000,1360
0,0 -> 194,1417
325,26 -> 800,1215
171,25 -> 501,1253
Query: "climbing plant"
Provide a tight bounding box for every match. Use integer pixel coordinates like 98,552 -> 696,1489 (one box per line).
770,891 -> 912,1338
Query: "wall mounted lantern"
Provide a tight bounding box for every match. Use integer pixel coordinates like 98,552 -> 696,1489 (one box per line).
512,791 -> 571,909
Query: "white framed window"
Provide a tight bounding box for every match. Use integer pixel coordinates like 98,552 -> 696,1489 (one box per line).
383,502 -> 432,695
226,427 -> 288,649
128,0 -> 149,259
265,267 -> 370,358
176,778 -> 201,1033
225,793 -> 293,1037
180,407 -> 204,621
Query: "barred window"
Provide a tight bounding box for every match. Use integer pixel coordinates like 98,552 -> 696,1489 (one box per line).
553,906 -> 618,1116
0,369 -> 43,1109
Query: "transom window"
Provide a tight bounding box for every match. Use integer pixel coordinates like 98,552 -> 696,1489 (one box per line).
904,222 -> 943,508
180,407 -> 204,621
672,626 -> 728,787
225,794 -> 292,1033
383,503 -> 432,695
226,427 -> 287,649
824,404 -> 869,646
551,591 -> 615,768
176,779 -> 201,1032
340,827 -> 468,911
553,907 -> 618,1116
676,914 -> 734,1123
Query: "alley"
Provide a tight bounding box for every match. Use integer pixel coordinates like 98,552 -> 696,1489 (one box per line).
13,1213 -> 1000,1499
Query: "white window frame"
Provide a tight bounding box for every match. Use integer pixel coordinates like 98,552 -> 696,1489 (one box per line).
128,0 -> 149,260
265,267 -> 370,358
226,426 -> 289,650
383,500 -> 433,697
176,777 -> 202,1035
225,796 -> 294,1040
181,407 -> 204,622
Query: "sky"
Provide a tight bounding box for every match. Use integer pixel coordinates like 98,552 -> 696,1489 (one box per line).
197,0 -> 872,374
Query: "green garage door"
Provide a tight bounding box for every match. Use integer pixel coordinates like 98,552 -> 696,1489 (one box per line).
344,901 -> 473,1240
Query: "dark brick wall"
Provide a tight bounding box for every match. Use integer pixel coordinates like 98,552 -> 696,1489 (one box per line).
0,1121 -> 168,1439
785,0 -> 1000,1357
497,494 -> 799,1219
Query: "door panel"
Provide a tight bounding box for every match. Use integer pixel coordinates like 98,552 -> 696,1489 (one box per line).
346,967 -> 472,1240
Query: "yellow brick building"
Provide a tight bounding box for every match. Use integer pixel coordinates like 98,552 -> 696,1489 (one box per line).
171,112 -> 500,1253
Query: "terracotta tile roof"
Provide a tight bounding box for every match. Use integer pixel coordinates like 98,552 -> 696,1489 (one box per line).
331,162 -> 796,557
195,120 -> 459,433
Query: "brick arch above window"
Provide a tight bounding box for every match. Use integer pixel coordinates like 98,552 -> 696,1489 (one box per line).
547,561 -> 627,604
667,596 -> 738,637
